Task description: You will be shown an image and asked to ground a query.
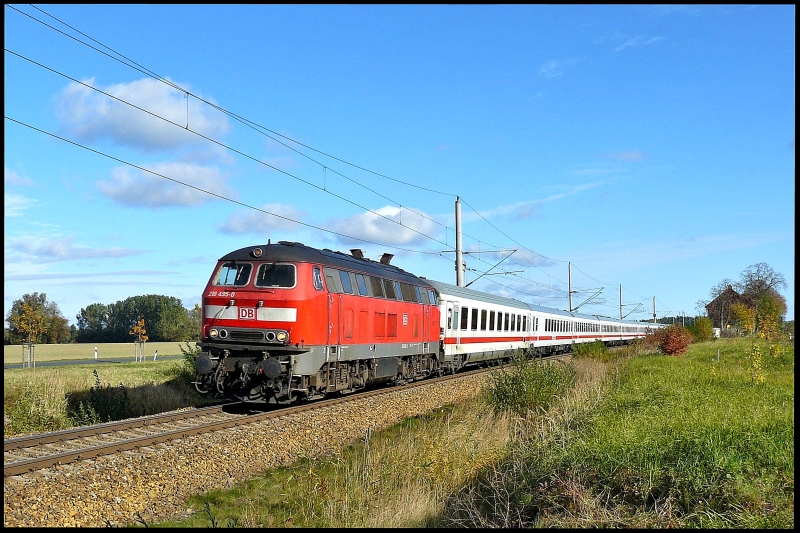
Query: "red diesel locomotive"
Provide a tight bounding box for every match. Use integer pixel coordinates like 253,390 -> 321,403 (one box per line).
194,241 -> 442,403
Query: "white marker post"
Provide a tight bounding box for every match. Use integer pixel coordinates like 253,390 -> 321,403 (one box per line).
153,349 -> 158,361
94,346 -> 98,360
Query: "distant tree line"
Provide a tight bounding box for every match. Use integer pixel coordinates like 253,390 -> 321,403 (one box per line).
4,293 -> 201,345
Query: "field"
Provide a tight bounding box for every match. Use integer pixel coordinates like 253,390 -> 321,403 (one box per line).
3,341 -> 194,365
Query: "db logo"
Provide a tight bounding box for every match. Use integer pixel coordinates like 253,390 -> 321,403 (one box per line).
239,307 -> 256,320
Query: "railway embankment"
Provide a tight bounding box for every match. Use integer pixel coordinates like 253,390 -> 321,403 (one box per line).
4,372 -> 487,527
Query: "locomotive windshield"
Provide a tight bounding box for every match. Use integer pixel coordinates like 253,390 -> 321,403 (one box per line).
254,263 -> 296,288
213,262 -> 252,287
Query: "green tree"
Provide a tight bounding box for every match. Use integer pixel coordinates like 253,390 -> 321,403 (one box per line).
5,293 -> 69,344
105,295 -> 193,342
188,303 -> 202,341
75,303 -> 111,342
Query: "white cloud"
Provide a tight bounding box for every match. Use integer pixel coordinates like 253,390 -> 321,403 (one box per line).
4,193 -> 39,217
602,150 -> 649,162
97,162 -> 234,207
538,60 -> 563,79
55,77 -> 230,151
614,35 -> 665,52
328,206 -> 440,247
471,180 -> 611,221
4,167 -> 36,186
219,203 -> 306,234
6,235 -> 146,263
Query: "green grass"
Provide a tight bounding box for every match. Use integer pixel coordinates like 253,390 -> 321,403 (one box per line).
447,338 -> 794,528
153,399 -> 513,528
4,341 -> 193,365
3,359 -> 214,436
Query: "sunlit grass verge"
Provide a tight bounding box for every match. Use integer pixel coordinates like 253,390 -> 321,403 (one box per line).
154,399 -> 513,528
3,359 -> 214,436
572,339 -> 610,360
442,338 -> 794,528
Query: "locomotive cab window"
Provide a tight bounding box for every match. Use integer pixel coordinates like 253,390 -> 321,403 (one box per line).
313,266 -> 324,290
213,262 -> 252,287
255,263 -> 296,288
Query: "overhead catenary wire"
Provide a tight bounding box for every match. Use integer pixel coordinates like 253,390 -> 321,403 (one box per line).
4,46 -> 569,298
4,48 -> 449,250
12,4 -> 454,196
8,4 -> 662,307
4,115 -> 448,258
8,5 -> 557,265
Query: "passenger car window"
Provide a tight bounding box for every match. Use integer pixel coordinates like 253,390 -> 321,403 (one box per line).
460,307 -> 469,330
213,262 -> 252,287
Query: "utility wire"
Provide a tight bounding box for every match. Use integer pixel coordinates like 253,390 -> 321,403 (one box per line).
5,46 -> 567,296
10,4 -> 655,301
11,4 -> 564,279
15,4 -> 454,196
4,48 -> 449,249
4,116 -> 451,258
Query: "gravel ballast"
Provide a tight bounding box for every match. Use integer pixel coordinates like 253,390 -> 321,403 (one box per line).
4,374 -> 486,527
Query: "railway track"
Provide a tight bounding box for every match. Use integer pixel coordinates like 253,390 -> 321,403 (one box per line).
4,366 -> 504,478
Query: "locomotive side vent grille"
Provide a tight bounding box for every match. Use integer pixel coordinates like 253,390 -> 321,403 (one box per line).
230,330 -> 265,341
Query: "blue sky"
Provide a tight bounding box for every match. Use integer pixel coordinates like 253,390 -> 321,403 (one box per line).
4,4 -> 795,328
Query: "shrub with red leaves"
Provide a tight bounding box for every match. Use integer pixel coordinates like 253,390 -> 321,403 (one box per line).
658,324 -> 693,355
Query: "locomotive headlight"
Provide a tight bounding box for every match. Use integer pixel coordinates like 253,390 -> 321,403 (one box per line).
209,328 -> 218,338
276,331 -> 287,343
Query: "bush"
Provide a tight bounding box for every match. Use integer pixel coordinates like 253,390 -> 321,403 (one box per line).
485,352 -> 576,416
658,324 -> 693,355
689,317 -> 714,343
572,340 -> 609,360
